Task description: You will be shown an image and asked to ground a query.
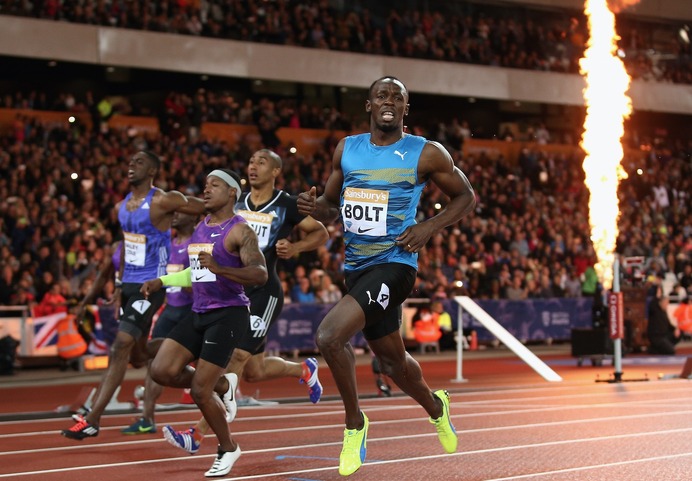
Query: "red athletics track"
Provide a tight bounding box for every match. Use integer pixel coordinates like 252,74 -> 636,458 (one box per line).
1,344 -> 692,481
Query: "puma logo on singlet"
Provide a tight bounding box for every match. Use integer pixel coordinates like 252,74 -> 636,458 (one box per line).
394,150 -> 407,160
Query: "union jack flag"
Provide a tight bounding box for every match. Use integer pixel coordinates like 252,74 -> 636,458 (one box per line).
32,311 -> 67,349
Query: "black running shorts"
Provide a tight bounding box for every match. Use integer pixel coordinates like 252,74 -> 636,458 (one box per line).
119,283 -> 166,340
236,282 -> 284,355
167,305 -> 249,368
151,303 -> 192,339
345,263 -> 416,341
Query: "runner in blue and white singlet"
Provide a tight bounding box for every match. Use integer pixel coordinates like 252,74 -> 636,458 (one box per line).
340,133 -> 427,271
116,187 -> 170,341
62,150 -> 206,443
119,188 -> 171,283
297,77 -> 476,475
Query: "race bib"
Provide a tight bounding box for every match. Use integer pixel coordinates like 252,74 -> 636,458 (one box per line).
123,232 -> 147,266
342,188 -> 388,236
249,314 -> 269,338
237,210 -> 273,248
188,243 -> 216,283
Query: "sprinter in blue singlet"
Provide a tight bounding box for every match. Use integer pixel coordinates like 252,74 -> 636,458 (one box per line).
62,150 -> 206,441
298,77 -> 476,476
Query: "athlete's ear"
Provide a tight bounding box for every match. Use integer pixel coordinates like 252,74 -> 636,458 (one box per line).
365,100 -> 371,112
405,104 -> 410,116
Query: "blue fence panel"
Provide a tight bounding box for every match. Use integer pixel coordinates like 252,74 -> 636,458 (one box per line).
266,303 -> 368,353
265,297 -> 594,352
445,297 -> 594,342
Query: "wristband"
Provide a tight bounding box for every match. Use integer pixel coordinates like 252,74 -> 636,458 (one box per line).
114,278 -> 123,288
160,267 -> 192,287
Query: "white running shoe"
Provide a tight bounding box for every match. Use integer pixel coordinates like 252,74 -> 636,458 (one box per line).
222,373 -> 238,422
205,445 -> 241,477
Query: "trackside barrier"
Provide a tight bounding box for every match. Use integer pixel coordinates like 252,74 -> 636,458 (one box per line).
454,296 -> 563,382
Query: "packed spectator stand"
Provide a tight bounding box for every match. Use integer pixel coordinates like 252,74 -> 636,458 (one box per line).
0,1 -> 690,354
1,0 -> 689,84
1,97 -> 689,312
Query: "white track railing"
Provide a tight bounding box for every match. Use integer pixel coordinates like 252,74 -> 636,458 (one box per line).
454,296 -> 562,382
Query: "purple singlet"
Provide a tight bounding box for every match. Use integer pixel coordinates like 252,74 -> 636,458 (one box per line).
188,215 -> 250,313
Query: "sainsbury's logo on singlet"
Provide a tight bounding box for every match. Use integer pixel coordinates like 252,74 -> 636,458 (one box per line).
342,187 -> 388,236
124,231 -> 147,266
236,209 -> 274,248
188,243 -> 215,283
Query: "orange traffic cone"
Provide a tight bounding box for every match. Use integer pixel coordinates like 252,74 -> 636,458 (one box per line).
469,331 -> 478,350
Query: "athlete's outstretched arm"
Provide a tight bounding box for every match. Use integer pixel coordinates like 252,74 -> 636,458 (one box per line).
297,138 -> 345,224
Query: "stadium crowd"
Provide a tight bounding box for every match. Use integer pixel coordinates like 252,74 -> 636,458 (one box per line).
0,97 -> 690,315
1,0 -> 689,84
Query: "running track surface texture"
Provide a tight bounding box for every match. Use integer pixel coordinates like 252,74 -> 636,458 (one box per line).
1,344 -> 692,481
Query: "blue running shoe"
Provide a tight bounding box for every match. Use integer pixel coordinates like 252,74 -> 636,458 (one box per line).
163,425 -> 201,454
300,357 -> 323,404
121,417 -> 156,435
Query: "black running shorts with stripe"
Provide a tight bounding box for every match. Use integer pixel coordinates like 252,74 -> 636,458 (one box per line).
236,279 -> 284,355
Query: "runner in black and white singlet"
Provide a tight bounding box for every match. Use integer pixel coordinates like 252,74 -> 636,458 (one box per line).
235,151 -> 328,356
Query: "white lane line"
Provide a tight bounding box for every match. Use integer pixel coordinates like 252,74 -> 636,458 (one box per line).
5,427 -> 690,479
2,397 -> 692,443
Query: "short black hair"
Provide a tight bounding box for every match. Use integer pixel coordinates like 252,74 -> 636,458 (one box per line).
368,76 -> 408,98
257,149 -> 282,169
140,150 -> 160,172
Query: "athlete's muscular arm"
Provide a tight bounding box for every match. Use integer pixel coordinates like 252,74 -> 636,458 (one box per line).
276,216 -> 329,260
154,189 -> 206,220
297,138 -> 344,223
198,223 -> 268,287
396,141 -> 476,251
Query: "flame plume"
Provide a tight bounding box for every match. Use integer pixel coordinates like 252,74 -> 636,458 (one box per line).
579,0 -> 636,290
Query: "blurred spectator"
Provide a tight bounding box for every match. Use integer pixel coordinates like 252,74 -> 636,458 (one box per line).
672,297 -> 692,338
431,300 -> 455,351
313,270 -> 343,304
35,283 -> 68,316
647,295 -> 681,355
291,276 -> 316,303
